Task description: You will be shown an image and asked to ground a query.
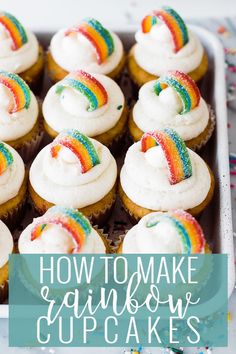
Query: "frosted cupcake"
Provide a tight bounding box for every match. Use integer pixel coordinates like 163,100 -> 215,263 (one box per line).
0,142 -> 27,229
118,210 -> 211,254
129,71 -> 215,150
119,128 -> 215,221
18,206 -> 110,254
0,220 -> 14,303
43,70 -> 128,149
0,11 -> 44,91
29,130 -> 117,225
128,6 -> 208,87
0,71 -> 43,162
47,18 -> 125,82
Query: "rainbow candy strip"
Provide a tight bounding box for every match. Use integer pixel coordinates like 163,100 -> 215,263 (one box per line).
153,70 -> 200,114
50,129 -> 100,173
0,142 -> 13,175
56,70 -> 108,112
0,71 -> 31,114
146,210 -> 205,254
141,6 -> 189,52
0,12 -> 28,50
65,18 -> 114,64
31,206 -> 92,253
141,128 -> 192,185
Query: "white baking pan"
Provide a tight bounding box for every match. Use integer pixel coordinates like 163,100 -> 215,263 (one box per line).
0,25 -> 234,318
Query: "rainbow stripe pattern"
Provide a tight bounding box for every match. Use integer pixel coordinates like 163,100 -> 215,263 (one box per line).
146,210 -> 205,254
0,12 -> 28,50
141,128 -> 192,185
50,129 -> 100,173
31,206 -> 92,253
56,70 -> 108,112
0,71 -> 31,113
141,6 -> 189,53
65,18 -> 114,64
153,70 -> 200,114
0,142 -> 13,175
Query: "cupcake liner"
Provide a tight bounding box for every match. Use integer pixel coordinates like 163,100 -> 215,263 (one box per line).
16,125 -> 44,163
0,193 -> 27,235
0,279 -> 8,304
189,105 -> 216,151
94,226 -> 113,254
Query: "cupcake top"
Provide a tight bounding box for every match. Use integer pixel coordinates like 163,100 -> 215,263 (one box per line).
30,129 -> 117,208
133,71 -> 209,141
133,7 -> 204,76
50,18 -> 124,74
122,210 -> 206,254
0,141 -> 25,205
0,11 -> 39,73
0,71 -> 39,141
0,220 -> 13,267
43,70 -> 125,136
120,128 -> 211,211
18,206 -> 106,253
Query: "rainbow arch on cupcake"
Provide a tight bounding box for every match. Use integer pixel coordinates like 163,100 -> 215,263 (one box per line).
141,6 -> 189,53
31,206 -> 92,253
146,210 -> 205,253
65,18 -> 114,64
153,70 -> 200,114
0,71 -> 31,114
0,12 -> 28,50
0,142 -> 13,175
50,130 -> 100,173
141,128 -> 192,185
56,70 -> 108,112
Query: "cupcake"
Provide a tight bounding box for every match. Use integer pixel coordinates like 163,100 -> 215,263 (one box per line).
0,11 -> 44,91
29,130 -> 117,225
117,210 -> 211,254
129,70 -> 215,150
47,18 -> 125,83
119,128 -> 215,221
0,220 -> 14,303
18,206 -> 110,254
43,70 -> 128,149
0,71 -> 43,162
128,6 -> 208,87
0,142 -> 27,229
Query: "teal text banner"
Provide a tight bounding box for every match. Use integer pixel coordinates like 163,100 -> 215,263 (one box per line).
9,254 -> 227,347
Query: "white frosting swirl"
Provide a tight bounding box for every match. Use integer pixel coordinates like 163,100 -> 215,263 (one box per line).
43,74 -> 125,136
50,28 -> 123,74
30,139 -> 117,208
0,143 -> 25,204
18,220 -> 105,254
0,85 -> 39,141
122,212 -> 205,254
0,220 -> 13,268
0,26 -> 39,73
120,143 -> 211,210
134,26 -> 204,76
133,82 -> 209,140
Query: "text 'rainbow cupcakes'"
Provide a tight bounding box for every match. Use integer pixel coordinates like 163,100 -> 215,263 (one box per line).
65,18 -> 114,64
141,128 -> 192,185
50,129 -> 100,173
146,210 -> 205,253
31,206 -> 91,253
153,70 -> 200,114
0,71 -> 31,113
0,142 -> 13,175
0,12 -> 28,50
56,70 -> 108,112
141,6 -> 189,52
